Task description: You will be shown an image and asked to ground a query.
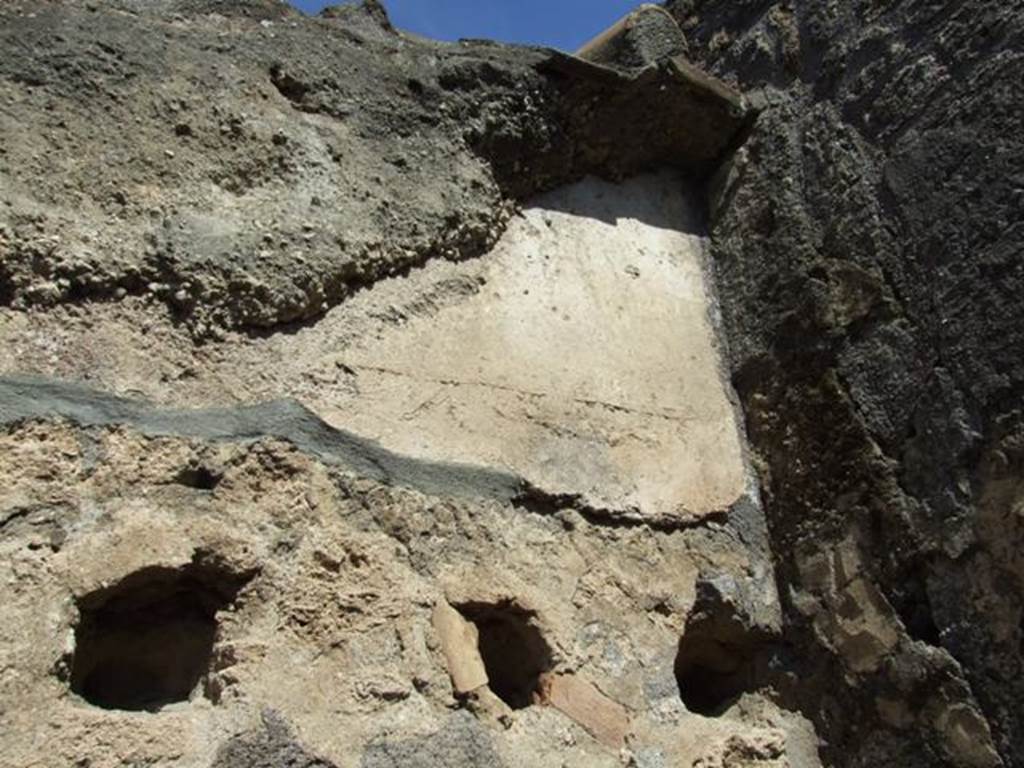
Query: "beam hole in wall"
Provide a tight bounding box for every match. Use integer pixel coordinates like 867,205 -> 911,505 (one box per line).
173,463 -> 223,491
893,570 -> 941,647
457,601 -> 552,709
69,556 -> 253,711
674,591 -> 761,716
674,633 -> 756,716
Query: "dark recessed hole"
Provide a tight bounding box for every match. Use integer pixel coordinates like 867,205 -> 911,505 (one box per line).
269,63 -> 309,104
674,632 -> 756,716
901,596 -> 940,646
70,557 -> 252,711
457,601 -> 552,709
893,570 -> 941,647
674,585 -> 764,716
173,464 -> 222,491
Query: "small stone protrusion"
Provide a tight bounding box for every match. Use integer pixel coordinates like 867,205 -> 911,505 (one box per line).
575,5 -> 689,70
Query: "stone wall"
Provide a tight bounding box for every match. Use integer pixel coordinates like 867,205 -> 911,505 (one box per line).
0,0 -> 1020,766
0,3 -> 821,766
666,0 -> 1024,764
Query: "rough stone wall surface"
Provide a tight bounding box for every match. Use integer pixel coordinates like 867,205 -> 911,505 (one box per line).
0,0 -> 743,337
664,0 -> 1024,765
0,2 -> 823,767
1,173 -> 752,524
0,0 -> 1019,766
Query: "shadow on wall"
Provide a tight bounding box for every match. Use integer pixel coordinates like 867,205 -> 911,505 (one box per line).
535,171 -> 707,234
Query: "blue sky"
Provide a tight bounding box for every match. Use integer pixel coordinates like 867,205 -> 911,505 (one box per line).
289,0 -> 645,52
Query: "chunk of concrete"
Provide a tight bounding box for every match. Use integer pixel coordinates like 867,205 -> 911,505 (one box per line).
576,4 -> 689,70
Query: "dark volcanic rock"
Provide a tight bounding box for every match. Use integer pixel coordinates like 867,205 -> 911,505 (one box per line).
213,709 -> 338,768
665,0 -> 1024,765
360,712 -> 504,768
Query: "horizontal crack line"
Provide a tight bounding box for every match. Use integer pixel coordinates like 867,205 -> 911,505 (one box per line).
512,483 -> 729,534
346,363 -> 696,422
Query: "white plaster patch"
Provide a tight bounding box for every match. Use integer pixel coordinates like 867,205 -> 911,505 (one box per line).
327,172 -> 747,521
